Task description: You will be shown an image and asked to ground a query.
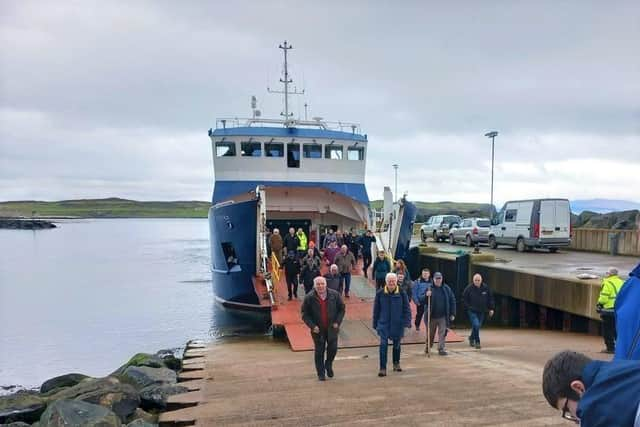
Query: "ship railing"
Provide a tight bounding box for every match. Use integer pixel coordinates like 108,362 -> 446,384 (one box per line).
215,117 -> 361,134
257,186 -> 276,306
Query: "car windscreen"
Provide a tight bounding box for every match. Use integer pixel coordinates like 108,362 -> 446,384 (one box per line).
443,216 -> 459,224
477,220 -> 490,227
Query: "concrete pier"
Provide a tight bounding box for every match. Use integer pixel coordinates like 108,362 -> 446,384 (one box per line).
160,329 -> 608,426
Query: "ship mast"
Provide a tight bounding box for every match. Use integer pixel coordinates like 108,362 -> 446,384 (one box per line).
268,41 -> 304,127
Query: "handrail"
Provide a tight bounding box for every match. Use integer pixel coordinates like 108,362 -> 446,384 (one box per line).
257,187 -> 276,305
215,117 -> 362,134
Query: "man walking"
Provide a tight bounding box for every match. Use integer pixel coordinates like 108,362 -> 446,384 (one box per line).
372,250 -> 392,289
283,227 -> 299,259
324,264 -> 342,293
269,228 -> 284,266
359,229 -> 375,278
462,273 -> 495,350
426,272 -> 456,356
542,350 -> 640,426
373,273 -> 411,376
300,248 -> 322,294
412,268 -> 432,331
283,250 -> 300,300
596,267 -> 624,353
296,228 -> 308,259
334,245 -> 356,298
301,276 -> 346,381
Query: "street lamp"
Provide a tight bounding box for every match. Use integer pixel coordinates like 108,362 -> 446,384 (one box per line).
484,131 -> 499,217
392,164 -> 399,203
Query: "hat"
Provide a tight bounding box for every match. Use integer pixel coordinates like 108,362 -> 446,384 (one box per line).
434,272 -> 443,279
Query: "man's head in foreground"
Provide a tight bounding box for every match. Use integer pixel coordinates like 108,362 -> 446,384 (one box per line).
542,350 -> 592,423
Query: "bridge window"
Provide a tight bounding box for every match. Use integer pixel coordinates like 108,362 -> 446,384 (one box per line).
265,142 -> 284,157
287,143 -> 300,168
347,146 -> 365,161
241,142 -> 262,157
505,209 -> 517,222
303,144 -> 323,159
215,141 -> 236,157
325,145 -> 343,160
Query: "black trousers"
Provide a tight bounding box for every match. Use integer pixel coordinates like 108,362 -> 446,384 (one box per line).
312,331 -> 338,377
601,311 -> 616,351
375,278 -> 385,289
415,303 -> 426,329
286,275 -> 298,297
363,253 -> 372,277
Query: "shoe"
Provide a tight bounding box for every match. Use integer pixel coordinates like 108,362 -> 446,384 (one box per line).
288,295 -> 292,301
318,375 -> 326,381
469,337 -> 475,347
475,343 -> 481,349
378,369 -> 387,377
415,327 -> 420,332
601,348 -> 615,354
345,294 -> 350,298
393,364 -> 402,372
438,349 -> 448,356
326,365 -> 334,378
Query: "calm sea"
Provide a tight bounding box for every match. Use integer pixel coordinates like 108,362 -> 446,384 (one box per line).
0,218 -> 267,392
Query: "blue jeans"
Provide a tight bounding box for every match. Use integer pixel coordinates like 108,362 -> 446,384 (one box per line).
340,272 -> 351,295
379,336 -> 401,369
468,310 -> 485,343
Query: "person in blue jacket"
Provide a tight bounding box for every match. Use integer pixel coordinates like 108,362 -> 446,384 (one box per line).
614,261 -> 640,361
542,350 -> 640,426
373,272 -> 411,377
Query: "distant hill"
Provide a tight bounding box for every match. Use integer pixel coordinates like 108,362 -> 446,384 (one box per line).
572,209 -> 639,230
570,199 -> 640,214
370,200 -> 493,222
0,198 -> 211,218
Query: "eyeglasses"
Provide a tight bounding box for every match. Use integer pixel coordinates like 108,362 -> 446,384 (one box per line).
561,398 -> 579,424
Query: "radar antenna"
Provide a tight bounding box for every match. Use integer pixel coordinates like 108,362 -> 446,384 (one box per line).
267,41 -> 305,126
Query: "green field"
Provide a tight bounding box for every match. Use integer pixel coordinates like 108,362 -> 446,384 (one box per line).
0,198 -> 211,218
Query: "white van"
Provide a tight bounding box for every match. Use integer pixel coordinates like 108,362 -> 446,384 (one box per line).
488,199 -> 571,252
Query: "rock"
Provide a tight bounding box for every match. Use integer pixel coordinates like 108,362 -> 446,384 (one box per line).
0,392 -> 46,424
40,373 -> 90,394
1,422 -> 31,426
125,420 -> 157,427
0,219 -> 56,230
112,354 -> 165,377
120,367 -> 177,390
139,384 -> 188,410
126,408 -> 157,424
46,377 -> 139,423
39,400 -> 121,427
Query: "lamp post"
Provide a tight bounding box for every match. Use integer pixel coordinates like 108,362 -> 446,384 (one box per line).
392,164 -> 399,203
484,131 -> 499,217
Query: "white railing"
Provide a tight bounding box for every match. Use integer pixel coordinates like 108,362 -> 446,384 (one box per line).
257,187 -> 276,305
215,117 -> 362,134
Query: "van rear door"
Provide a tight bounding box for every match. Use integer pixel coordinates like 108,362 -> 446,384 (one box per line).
540,200 -> 570,239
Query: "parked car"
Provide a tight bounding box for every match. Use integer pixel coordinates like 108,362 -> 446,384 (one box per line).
449,217 -> 491,246
420,215 -> 462,242
488,199 -> 571,252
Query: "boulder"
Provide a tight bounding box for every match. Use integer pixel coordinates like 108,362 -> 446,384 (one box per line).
46,377 -> 139,422
120,367 -> 177,390
126,408 -> 157,424
112,354 -> 164,376
0,392 -> 46,424
39,400 -> 121,427
139,384 -> 189,410
126,420 -> 157,427
40,373 -> 90,394
155,351 -> 182,372
1,422 -> 31,426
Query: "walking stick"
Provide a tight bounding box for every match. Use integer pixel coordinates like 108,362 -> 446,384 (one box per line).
425,293 -> 432,357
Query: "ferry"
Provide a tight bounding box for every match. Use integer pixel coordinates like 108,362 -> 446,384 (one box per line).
207,41 -> 417,312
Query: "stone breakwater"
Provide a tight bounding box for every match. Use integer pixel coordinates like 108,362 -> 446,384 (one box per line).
0,349 -> 186,427
0,219 -> 56,230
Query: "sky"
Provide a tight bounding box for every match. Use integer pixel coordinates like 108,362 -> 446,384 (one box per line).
1,1 -> 639,205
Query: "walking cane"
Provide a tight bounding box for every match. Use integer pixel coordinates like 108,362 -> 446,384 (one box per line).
425,293 -> 432,357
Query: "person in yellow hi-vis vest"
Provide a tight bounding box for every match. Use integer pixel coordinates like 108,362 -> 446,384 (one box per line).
596,267 -> 625,353
296,228 -> 308,259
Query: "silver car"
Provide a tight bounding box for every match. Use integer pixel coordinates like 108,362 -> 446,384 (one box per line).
449,217 -> 491,246
420,215 -> 463,242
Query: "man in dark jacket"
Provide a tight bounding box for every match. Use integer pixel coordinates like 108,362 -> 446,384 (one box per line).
283,227 -> 299,258
462,273 -> 495,349
283,250 -> 300,300
426,272 -> 456,356
372,250 -> 392,289
300,248 -> 322,294
359,230 -> 376,278
542,350 -> 640,426
323,264 -> 341,293
373,273 -> 411,376
301,276 -> 346,381
412,268 -> 432,331
334,245 -> 356,297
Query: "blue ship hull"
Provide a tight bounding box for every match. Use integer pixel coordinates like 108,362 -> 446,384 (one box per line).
394,201 -> 418,261
208,199 -> 267,312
